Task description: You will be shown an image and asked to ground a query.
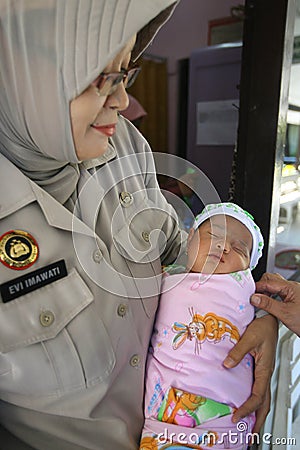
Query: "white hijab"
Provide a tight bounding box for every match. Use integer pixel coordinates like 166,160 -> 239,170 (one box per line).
0,0 -> 178,204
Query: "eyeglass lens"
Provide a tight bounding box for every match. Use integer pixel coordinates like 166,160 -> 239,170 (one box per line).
96,67 -> 141,96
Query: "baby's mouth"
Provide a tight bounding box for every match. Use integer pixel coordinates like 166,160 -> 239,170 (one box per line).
208,253 -> 224,263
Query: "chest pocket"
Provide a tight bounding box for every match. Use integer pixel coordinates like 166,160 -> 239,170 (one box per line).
112,197 -> 167,317
0,269 -> 115,402
113,195 -> 170,265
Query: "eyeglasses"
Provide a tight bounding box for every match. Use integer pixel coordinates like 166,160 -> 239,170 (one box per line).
93,66 -> 141,96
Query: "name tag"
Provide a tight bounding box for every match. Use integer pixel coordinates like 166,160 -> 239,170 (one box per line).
0,260 -> 67,303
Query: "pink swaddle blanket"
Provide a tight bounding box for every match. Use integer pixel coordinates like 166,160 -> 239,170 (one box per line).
141,270 -> 256,449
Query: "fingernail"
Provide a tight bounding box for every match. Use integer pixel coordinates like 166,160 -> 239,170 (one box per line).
251,295 -> 261,306
232,415 -> 244,424
223,356 -> 235,368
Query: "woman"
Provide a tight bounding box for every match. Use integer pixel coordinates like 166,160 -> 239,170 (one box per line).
0,1 -> 277,449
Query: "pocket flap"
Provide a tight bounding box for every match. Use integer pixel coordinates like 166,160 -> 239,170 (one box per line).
113,198 -> 169,263
0,269 -> 93,353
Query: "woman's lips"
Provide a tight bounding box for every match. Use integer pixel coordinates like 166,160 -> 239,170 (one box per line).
91,123 -> 116,137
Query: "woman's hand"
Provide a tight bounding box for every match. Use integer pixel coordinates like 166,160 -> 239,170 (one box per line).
223,314 -> 278,433
251,272 -> 300,336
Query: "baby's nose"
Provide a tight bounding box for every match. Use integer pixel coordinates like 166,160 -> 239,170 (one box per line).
216,239 -> 230,253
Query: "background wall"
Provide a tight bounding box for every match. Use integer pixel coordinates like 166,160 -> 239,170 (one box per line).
147,0 -> 242,154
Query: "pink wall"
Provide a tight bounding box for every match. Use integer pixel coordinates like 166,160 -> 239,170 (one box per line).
147,0 -> 243,154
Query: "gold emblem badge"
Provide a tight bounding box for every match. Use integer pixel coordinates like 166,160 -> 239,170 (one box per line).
0,230 -> 39,270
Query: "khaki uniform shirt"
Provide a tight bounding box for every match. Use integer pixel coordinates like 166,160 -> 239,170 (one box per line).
0,118 -> 184,449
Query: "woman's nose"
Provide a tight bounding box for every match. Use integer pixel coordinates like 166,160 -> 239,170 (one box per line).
105,82 -> 129,111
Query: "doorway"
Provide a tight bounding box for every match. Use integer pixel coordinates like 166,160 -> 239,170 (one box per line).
127,55 -> 168,153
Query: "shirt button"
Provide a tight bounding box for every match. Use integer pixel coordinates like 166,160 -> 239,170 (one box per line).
119,191 -> 133,207
93,249 -> 103,263
130,354 -> 141,368
117,303 -> 127,317
141,231 -> 150,242
40,311 -> 55,327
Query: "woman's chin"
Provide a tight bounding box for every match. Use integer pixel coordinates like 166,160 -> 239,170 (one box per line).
76,144 -> 108,161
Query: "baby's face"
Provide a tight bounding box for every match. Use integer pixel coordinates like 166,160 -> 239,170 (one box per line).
186,215 -> 252,274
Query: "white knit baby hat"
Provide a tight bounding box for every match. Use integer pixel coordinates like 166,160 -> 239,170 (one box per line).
193,202 -> 264,270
